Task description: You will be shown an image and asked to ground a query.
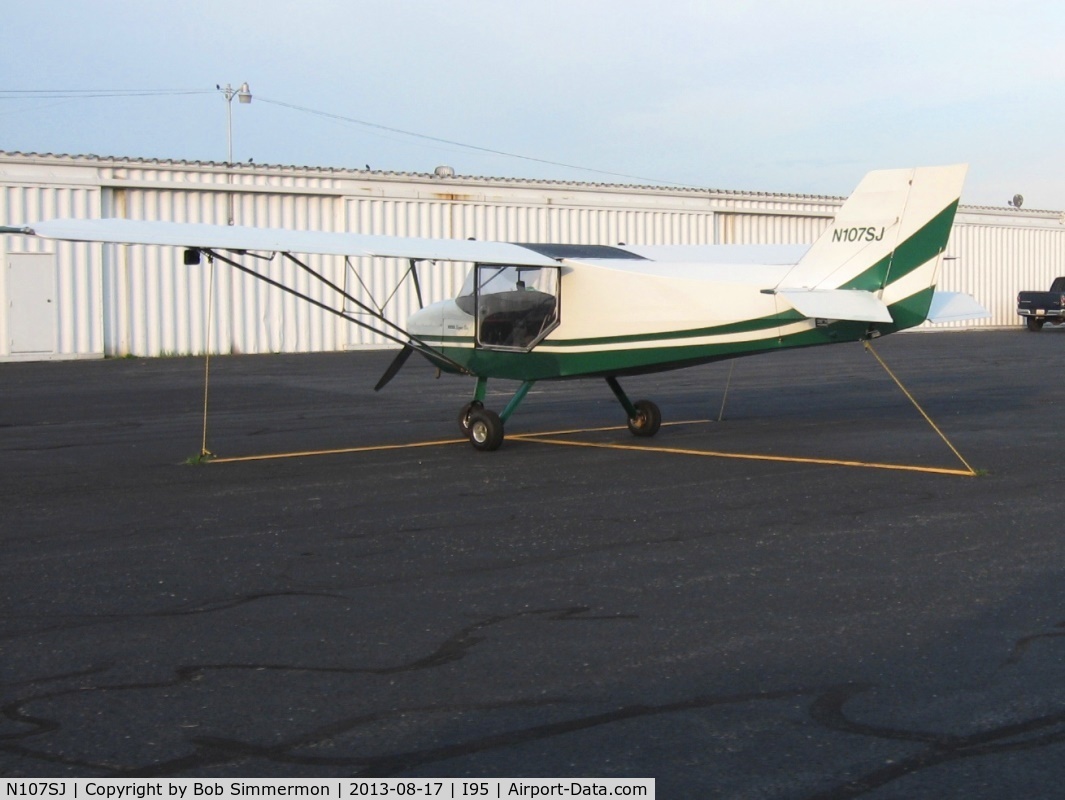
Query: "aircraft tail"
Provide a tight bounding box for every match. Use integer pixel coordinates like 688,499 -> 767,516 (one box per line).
776,164 -> 968,330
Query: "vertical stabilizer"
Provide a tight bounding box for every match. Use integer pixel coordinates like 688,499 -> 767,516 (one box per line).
778,165 -> 967,328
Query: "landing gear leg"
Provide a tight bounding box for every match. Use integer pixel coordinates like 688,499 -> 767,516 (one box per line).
459,379 -> 537,451
457,401 -> 483,437
499,381 -> 535,423
606,376 -> 662,437
457,377 -> 488,437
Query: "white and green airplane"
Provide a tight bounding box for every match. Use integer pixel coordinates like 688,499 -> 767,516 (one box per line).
4,164 -> 984,451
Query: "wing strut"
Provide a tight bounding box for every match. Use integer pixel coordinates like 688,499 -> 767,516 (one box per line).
410,259 -> 424,309
201,248 -> 468,375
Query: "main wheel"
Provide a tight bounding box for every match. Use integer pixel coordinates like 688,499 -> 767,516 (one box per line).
1026,316 -> 1045,332
457,400 -> 484,437
467,408 -> 504,451
627,399 -> 662,437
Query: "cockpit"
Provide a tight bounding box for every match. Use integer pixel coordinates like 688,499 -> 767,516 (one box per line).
455,265 -> 561,350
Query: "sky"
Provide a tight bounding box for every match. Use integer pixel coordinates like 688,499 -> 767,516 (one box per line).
3,0 -> 1065,209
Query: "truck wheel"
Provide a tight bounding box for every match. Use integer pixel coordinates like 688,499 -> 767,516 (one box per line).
1026,317 -> 1045,332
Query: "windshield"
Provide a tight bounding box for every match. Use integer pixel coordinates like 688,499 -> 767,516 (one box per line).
456,265 -> 560,350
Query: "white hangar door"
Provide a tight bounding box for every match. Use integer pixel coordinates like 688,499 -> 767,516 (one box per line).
5,253 -> 56,356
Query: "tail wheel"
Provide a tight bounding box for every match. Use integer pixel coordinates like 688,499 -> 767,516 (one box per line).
468,408 -> 504,451
627,399 -> 662,437
1026,317 -> 1045,332
457,401 -> 484,437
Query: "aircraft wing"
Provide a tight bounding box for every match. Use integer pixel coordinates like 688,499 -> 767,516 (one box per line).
23,218 -> 562,267
776,288 -> 894,323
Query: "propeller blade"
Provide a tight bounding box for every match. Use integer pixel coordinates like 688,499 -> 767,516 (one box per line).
374,345 -> 414,391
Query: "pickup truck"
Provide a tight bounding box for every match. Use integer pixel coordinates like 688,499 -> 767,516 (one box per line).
1017,277 -> 1065,331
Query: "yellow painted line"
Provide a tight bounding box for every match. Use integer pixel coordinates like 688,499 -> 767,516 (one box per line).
514,435 -> 977,477
208,437 -> 467,463
205,416 -> 975,477
510,418 -> 713,438
206,419 -> 713,464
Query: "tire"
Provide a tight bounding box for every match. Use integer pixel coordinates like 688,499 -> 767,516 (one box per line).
457,401 -> 483,437
467,408 -> 504,451
627,399 -> 662,437
1026,316 -> 1045,332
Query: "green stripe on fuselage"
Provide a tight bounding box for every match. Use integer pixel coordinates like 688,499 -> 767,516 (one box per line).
548,310 -> 804,348
882,286 -> 936,334
422,309 -> 803,351
429,320 -> 873,381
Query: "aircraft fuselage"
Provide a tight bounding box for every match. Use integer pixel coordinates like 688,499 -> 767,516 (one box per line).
406,259 -> 890,382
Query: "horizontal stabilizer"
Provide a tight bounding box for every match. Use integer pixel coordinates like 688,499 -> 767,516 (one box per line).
777,288 -> 893,323
926,291 -> 990,323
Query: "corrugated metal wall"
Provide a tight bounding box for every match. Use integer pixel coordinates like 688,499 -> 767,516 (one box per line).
3,153 -> 1064,359
717,212 -> 831,245
102,169 -> 347,356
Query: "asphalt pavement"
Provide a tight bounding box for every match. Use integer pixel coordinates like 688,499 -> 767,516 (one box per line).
2,329 -> 1065,798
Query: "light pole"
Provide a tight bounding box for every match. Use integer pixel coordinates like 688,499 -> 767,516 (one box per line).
218,82 -> 252,224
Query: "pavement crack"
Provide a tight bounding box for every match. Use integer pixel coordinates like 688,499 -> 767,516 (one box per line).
803,685 -> 1065,800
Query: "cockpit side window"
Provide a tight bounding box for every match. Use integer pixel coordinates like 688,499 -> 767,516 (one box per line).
457,265 -> 561,350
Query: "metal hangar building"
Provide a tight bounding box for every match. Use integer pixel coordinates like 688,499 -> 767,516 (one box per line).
1,151 -> 1061,362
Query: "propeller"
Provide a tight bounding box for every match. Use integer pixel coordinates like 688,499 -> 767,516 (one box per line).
374,344 -> 414,391
374,259 -> 424,392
